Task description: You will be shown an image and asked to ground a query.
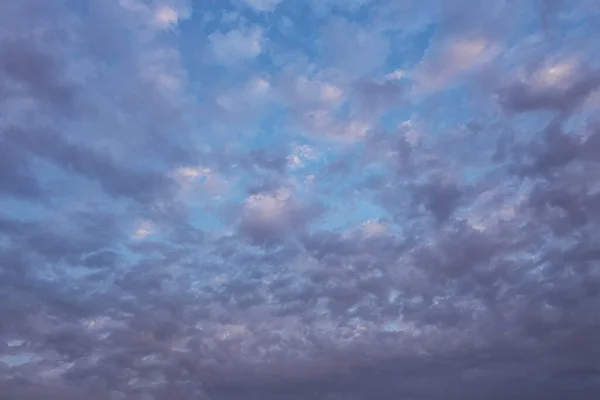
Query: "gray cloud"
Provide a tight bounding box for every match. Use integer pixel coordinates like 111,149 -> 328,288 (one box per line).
497,66 -> 600,115
1,0 -> 600,399
0,144 -> 42,199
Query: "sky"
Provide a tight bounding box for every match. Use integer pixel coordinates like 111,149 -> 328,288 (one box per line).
1,0 -> 600,399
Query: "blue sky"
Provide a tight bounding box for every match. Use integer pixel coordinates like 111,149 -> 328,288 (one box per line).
2,0 -> 600,399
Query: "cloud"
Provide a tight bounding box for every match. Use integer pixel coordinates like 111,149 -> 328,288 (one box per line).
117,0 -> 192,30
497,59 -> 600,115
211,76 -> 273,122
274,69 -> 383,142
2,0 -> 600,399
412,35 -> 499,94
4,126 -> 176,204
353,78 -> 405,117
153,6 -> 180,29
238,187 -> 323,244
208,26 -> 264,65
0,36 -> 75,112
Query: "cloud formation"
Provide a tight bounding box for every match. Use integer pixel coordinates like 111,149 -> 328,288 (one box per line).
208,27 -> 264,65
1,0 -> 600,399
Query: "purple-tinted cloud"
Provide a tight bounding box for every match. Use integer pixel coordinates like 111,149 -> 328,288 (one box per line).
1,0 -> 600,399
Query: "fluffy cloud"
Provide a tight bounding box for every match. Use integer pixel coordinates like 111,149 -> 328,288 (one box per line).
2,0 -> 600,399
238,187 -> 323,243
208,27 -> 264,65
412,35 -> 500,94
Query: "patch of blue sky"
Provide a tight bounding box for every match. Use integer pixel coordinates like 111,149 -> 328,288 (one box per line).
55,263 -> 100,280
510,111 -> 557,141
243,109 -> 291,149
387,22 -> 437,71
263,2 -> 323,49
188,205 -> 229,234
377,109 -> 413,133
353,162 -> 391,189
0,353 -> 35,368
308,161 -> 386,218
461,166 -> 499,185
382,321 -> 402,332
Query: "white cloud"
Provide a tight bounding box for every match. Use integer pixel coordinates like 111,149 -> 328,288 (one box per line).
385,69 -> 405,80
153,6 -> 179,29
533,57 -> 580,89
361,219 -> 388,236
209,27 -> 263,65
412,35 -> 499,94
118,0 -> 192,30
133,220 -> 154,239
172,166 -> 228,197
244,187 -> 292,225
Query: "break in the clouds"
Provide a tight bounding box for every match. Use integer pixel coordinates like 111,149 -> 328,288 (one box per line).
241,0 -> 282,13
2,0 -> 600,399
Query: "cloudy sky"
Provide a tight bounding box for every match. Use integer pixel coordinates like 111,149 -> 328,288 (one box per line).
1,0 -> 600,398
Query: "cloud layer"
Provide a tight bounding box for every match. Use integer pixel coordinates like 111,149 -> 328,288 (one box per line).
1,0 -> 600,399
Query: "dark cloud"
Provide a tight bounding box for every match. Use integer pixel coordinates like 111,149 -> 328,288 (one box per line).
237,189 -> 325,245
0,37 -> 76,112
412,178 -> 464,222
0,145 -> 42,199
246,149 -> 289,173
1,0 -> 600,399
497,66 -> 600,115
4,126 -> 176,203
353,78 -> 405,116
